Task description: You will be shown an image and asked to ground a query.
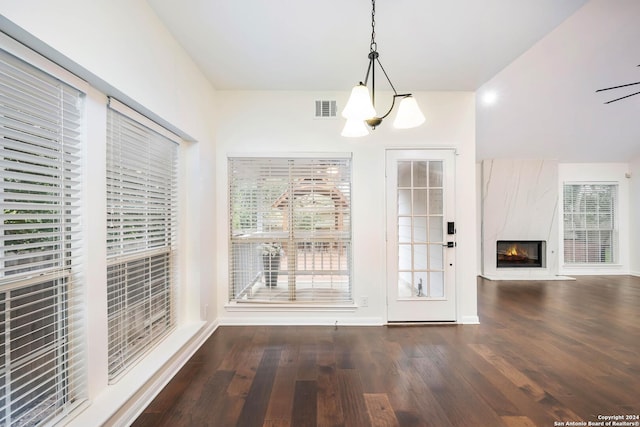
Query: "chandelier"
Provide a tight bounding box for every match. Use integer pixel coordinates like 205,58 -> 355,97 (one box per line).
341,0 -> 425,137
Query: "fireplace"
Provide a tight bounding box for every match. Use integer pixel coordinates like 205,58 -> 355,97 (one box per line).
496,240 -> 545,268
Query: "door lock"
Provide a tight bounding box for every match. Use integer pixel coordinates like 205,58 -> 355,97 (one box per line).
447,222 -> 456,235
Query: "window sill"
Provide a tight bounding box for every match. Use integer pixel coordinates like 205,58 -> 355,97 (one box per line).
562,263 -> 623,268
66,321 -> 208,427
224,301 -> 358,312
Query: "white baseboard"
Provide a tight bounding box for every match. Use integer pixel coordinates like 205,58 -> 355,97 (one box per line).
461,315 -> 480,324
480,274 -> 575,281
218,316 -> 385,326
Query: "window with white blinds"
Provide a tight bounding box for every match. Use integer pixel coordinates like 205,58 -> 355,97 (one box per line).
229,157 -> 352,304
563,183 -> 618,264
1,49 -> 86,425
106,105 -> 177,381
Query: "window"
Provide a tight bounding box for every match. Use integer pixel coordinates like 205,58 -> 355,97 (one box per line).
106,102 -> 178,380
229,157 -> 352,304
1,49 -> 86,425
563,183 -> 618,264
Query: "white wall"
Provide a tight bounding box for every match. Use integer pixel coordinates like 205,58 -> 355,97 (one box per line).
0,1 -> 218,425
476,0 -> 640,163
558,163 -> 631,275
215,90 -> 479,325
630,157 -> 640,276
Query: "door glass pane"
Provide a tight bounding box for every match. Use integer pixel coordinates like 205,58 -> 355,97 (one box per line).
414,245 -> 427,270
398,272 -> 412,297
429,216 -> 443,242
413,189 -> 427,215
398,162 -> 411,187
398,217 -> 411,243
413,161 -> 427,187
398,190 -> 411,215
428,161 -> 443,187
413,217 -> 427,243
429,245 -> 443,269
429,189 -> 443,214
429,272 -> 444,297
398,244 -> 411,270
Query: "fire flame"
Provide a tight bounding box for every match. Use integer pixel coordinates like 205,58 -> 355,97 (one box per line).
505,245 -> 528,257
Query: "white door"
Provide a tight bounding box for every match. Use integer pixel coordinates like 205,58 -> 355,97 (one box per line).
386,149 -> 456,322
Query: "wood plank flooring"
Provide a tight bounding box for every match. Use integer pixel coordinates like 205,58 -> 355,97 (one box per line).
133,275 -> 640,426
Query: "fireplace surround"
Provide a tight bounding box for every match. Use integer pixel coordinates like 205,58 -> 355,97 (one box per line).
496,240 -> 545,268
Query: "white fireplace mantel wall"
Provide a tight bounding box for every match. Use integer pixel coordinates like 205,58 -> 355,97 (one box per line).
481,159 -> 560,279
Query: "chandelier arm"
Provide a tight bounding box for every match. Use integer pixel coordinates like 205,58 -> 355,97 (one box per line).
379,94 -> 412,119
375,56 -> 399,96
378,95 -> 397,120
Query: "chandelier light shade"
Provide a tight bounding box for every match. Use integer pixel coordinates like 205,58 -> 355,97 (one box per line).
341,118 -> 370,137
341,0 -> 425,137
393,95 -> 425,129
342,83 -> 377,120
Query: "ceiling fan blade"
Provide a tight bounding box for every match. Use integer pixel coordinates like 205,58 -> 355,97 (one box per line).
596,81 -> 640,92
604,90 -> 640,104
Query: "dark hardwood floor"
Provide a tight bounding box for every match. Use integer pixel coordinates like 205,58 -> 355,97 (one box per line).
133,276 -> 640,426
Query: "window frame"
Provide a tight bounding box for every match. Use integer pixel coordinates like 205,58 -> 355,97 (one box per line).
228,155 -> 353,305
105,99 -> 179,381
562,182 -> 618,265
0,44 -> 87,426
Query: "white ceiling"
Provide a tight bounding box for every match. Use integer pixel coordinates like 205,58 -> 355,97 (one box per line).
147,0 -> 640,162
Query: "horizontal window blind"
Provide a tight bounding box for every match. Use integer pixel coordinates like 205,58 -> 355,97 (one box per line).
563,183 -> 617,264
229,157 -> 352,303
106,105 -> 177,381
1,48 -> 86,426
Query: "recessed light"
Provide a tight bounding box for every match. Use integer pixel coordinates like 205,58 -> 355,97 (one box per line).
482,91 -> 498,106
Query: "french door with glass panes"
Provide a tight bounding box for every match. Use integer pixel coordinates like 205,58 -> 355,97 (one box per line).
386,149 -> 456,322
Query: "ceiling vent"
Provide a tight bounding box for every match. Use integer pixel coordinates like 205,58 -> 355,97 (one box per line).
315,100 -> 337,119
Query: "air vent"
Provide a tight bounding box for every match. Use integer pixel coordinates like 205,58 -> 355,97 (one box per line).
315,100 -> 337,118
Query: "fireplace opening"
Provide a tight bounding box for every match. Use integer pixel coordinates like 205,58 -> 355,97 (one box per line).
497,240 -> 545,268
